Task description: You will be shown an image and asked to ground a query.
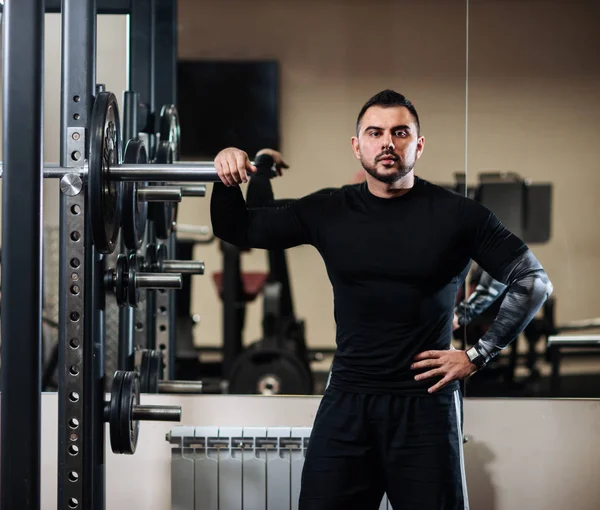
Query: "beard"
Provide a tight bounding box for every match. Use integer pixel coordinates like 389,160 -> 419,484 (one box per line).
360,149 -> 416,184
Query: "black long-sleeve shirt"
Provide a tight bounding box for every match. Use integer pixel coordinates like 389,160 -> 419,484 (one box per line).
211,174 -> 553,395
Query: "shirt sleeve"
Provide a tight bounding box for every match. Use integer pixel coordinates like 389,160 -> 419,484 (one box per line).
210,159 -> 334,251
465,201 -> 554,365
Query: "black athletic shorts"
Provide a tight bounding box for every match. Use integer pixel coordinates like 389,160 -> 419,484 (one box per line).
299,387 -> 469,510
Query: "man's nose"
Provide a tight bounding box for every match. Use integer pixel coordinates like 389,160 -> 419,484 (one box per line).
382,138 -> 395,151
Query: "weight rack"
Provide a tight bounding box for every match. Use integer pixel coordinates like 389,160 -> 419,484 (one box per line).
0,1 -> 217,510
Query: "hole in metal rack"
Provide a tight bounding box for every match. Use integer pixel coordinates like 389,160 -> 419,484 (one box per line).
68,445 -> 79,456
159,306 -> 167,314
159,325 -> 167,332
70,204 -> 81,215
69,338 -> 80,349
69,418 -> 79,429
158,289 -> 166,294
135,322 -> 144,331
69,364 -> 79,376
159,344 -> 166,350
69,392 -> 80,403
68,498 -> 79,508
73,113 -> 80,120
68,471 -> 79,483
73,95 -> 80,102
70,231 -> 81,242
70,284 -> 80,296
70,311 -> 80,322
70,258 -> 80,268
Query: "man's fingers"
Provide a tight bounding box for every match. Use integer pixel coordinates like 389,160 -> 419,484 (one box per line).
428,375 -> 453,394
414,368 -> 443,381
411,358 -> 443,370
413,350 -> 443,361
234,152 -> 248,183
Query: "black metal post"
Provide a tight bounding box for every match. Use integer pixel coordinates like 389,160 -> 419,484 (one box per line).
58,1 -> 105,510
153,0 -> 177,126
167,234 -> 178,378
0,1 -> 44,509
130,0 -> 155,134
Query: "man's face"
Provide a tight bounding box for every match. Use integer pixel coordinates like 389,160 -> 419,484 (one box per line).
351,106 -> 425,184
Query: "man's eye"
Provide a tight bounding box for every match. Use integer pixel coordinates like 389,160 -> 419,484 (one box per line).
369,131 -> 380,137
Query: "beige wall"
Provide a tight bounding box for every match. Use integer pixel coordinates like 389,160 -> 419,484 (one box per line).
176,0 -> 600,354
27,393 -> 600,510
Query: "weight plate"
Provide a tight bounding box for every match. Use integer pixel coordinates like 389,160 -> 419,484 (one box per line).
145,244 -> 157,272
89,91 -> 123,254
127,254 -> 141,308
159,104 -> 181,161
139,350 -> 151,393
114,254 -> 128,307
118,371 -> 140,455
228,346 -> 313,395
148,141 -> 177,240
109,370 -> 125,454
147,350 -> 163,393
121,139 -> 149,251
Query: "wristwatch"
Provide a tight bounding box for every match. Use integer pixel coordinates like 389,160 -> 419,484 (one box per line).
466,346 -> 487,370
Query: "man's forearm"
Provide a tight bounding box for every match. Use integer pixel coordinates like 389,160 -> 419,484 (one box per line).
473,250 -> 553,364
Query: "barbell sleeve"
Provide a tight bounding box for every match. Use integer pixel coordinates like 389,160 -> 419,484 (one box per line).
136,273 -> 182,289
161,260 -> 205,275
137,186 -> 182,202
179,184 -> 206,197
157,380 -> 204,394
174,224 -> 211,235
131,405 -> 182,422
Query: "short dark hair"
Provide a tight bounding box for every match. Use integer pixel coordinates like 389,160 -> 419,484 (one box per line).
356,89 -> 420,136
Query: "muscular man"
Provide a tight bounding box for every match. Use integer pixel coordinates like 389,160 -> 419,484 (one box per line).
211,89 -> 553,510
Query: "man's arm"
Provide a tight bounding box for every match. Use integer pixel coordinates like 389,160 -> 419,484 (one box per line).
467,209 -> 553,367
412,202 -> 552,393
210,148 -> 324,250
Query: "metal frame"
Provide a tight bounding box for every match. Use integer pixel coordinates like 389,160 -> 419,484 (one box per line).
0,0 -> 45,509
57,2 -> 106,510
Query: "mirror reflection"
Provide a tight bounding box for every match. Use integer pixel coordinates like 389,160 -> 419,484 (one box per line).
20,1 -> 599,401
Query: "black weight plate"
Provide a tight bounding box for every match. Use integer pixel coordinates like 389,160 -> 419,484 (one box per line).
159,104 -> 181,161
145,243 -> 157,272
228,346 -> 313,395
109,371 -> 125,454
118,371 -> 140,455
147,350 -> 162,393
89,91 -> 123,254
148,141 -> 176,240
139,350 -> 151,393
115,254 -> 128,307
127,254 -> 140,308
121,139 -> 149,251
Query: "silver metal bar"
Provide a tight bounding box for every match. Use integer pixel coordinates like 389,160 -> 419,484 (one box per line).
111,163 -> 219,182
174,224 -> 211,235
131,405 -> 181,422
161,260 -> 205,275
158,380 -> 203,394
180,184 -> 206,197
137,186 -> 182,202
547,335 -> 600,346
136,273 -> 182,289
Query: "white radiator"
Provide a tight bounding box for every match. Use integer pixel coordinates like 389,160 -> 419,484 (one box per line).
168,426 -> 392,510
